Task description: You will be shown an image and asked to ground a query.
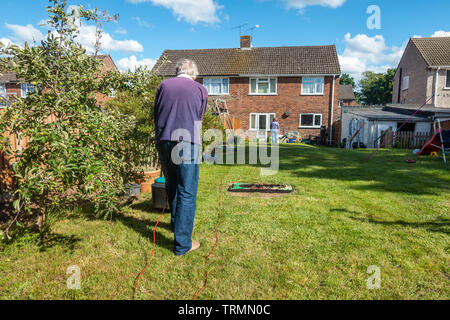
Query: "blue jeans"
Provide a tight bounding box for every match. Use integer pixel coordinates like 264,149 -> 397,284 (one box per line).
157,141 -> 201,256
271,130 -> 279,144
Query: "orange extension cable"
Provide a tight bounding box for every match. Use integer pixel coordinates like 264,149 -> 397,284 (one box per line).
133,195 -> 167,299
133,180 -> 224,300
193,182 -> 223,300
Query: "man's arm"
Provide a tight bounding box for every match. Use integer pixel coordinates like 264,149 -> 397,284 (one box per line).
154,85 -> 162,125
199,87 -> 208,120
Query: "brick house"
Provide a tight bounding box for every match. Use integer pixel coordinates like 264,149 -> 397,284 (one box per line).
153,36 -> 341,143
0,54 -> 118,107
339,84 -> 358,107
391,37 -> 450,130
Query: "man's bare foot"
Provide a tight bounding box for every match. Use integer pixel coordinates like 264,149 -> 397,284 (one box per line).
187,241 -> 201,253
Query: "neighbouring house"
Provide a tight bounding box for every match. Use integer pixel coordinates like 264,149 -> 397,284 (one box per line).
339,84 -> 358,107
391,36 -> 450,130
340,36 -> 450,148
153,35 -> 341,143
0,54 -> 118,107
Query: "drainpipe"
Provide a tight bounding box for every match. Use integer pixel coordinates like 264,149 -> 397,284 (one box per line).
434,67 -> 440,107
329,75 -> 336,146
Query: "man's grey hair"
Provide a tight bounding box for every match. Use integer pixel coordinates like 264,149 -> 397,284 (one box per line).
175,59 -> 199,79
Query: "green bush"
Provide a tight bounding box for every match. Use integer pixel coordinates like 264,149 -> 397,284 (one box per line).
0,0 -> 139,237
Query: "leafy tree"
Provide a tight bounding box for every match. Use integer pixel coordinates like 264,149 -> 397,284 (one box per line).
340,73 -> 356,88
106,68 -> 163,172
0,0 -> 138,238
358,68 -> 396,105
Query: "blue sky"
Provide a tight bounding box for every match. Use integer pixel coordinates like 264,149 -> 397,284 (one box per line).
0,0 -> 449,79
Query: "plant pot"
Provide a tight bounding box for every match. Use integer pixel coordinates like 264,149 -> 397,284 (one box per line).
140,169 -> 161,193
124,184 -> 141,197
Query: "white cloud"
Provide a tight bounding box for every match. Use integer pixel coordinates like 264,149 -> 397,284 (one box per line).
77,25 -> 144,53
0,37 -> 13,47
115,28 -> 128,35
430,30 -> 450,37
339,33 -> 405,80
284,0 -> 346,9
127,0 -> 222,24
5,23 -> 44,43
117,56 -> 156,72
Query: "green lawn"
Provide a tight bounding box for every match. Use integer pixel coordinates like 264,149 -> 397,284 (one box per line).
0,144 -> 449,300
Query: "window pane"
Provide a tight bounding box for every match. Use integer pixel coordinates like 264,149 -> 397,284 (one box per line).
302,79 -> 314,94
250,114 -> 257,129
210,82 -> 221,94
314,115 -> 322,127
315,78 -> 324,94
259,114 -> 267,130
258,81 -> 269,94
222,79 -> 229,93
301,114 -> 314,127
270,79 -> 276,93
250,79 -> 257,93
0,84 -> 5,97
446,71 -> 450,88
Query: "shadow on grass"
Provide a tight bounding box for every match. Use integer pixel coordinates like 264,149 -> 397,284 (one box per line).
39,233 -> 81,252
349,216 -> 450,236
279,145 -> 450,196
115,198 -> 174,252
331,208 -> 450,236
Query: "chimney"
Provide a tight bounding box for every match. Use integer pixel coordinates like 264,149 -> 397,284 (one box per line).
240,35 -> 252,49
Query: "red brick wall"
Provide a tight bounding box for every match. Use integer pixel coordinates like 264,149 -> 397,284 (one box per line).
199,76 -> 340,140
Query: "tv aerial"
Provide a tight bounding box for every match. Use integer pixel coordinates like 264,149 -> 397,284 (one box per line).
245,25 -> 260,38
232,23 -> 249,36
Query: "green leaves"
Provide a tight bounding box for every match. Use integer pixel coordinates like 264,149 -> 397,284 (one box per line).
0,0 -> 139,236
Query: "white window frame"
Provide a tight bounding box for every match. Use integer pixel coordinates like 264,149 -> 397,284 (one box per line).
445,70 -> 450,89
403,76 -> 409,90
301,77 -> 324,95
203,78 -> 230,96
249,113 -> 276,131
299,113 -> 322,129
21,83 -> 36,98
0,83 -> 6,107
249,78 -> 277,95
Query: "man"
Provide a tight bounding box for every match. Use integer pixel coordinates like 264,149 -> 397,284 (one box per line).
154,59 -> 208,256
270,117 -> 280,145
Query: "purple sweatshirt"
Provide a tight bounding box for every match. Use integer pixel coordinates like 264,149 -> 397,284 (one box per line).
154,76 -> 208,145
270,121 -> 280,130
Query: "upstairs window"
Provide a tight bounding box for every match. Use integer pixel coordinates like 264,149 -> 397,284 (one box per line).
203,78 -> 229,95
302,77 -> 324,95
300,113 -> 322,128
446,70 -> 450,89
249,78 -> 277,95
21,83 -> 36,98
403,76 -> 409,90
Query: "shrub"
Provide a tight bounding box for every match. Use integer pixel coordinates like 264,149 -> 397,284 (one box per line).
0,0 -> 138,237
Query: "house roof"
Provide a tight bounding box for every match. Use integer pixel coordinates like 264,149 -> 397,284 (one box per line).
0,72 -> 18,83
346,108 -> 432,122
410,37 -> 450,67
339,84 -> 355,100
385,104 -> 450,118
0,55 -> 117,83
153,45 -> 341,77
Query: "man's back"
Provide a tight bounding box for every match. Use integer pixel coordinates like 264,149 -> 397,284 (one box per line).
154,77 -> 208,145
